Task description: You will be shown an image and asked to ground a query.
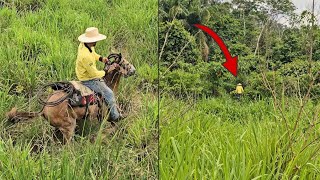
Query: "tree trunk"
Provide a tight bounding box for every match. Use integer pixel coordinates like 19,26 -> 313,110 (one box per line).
243,9 -> 246,37
254,18 -> 270,57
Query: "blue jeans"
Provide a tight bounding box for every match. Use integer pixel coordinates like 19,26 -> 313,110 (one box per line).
81,79 -> 119,120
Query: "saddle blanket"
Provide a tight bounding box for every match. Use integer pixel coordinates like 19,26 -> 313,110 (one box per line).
70,81 -> 94,96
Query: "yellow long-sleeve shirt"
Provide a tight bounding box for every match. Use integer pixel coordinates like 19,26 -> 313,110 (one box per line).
75,43 -> 105,81
236,85 -> 244,94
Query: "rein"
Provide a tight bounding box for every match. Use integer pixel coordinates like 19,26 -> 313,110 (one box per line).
104,53 -> 123,85
38,82 -> 75,107
107,53 -> 122,65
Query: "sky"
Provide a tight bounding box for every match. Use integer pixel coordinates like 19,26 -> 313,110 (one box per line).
223,0 -> 319,24
287,0 -> 319,24
292,0 -> 317,14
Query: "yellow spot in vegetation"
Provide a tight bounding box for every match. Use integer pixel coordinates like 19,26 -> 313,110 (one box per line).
16,85 -> 24,93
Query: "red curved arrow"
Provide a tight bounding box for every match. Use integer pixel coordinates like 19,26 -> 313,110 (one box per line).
193,24 -> 238,77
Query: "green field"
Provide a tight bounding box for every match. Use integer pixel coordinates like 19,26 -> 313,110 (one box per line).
160,96 -> 320,179
0,0 -> 157,179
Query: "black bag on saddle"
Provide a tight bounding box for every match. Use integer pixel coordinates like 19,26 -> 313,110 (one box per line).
69,89 -> 98,107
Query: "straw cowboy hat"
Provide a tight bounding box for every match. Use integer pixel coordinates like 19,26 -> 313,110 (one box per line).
78,27 -> 106,43
237,83 -> 242,86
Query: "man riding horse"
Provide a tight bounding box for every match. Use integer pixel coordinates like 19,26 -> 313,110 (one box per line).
6,27 -> 136,142
76,27 -> 123,122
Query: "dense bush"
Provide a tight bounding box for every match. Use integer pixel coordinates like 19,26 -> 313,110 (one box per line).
159,20 -> 200,67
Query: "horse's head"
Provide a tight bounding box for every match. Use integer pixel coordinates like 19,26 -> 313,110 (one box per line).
103,53 -> 136,93
105,53 -> 136,77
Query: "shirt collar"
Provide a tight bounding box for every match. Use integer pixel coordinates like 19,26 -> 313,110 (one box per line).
84,43 -> 93,53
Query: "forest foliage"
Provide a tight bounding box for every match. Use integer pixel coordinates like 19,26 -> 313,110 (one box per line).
159,0 -> 320,99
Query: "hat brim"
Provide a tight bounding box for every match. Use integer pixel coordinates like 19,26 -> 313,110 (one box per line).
78,33 -> 106,43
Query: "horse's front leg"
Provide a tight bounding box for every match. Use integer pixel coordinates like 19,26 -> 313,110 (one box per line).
59,117 -> 76,143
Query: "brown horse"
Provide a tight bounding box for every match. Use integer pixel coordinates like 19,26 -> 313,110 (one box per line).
6,53 -> 136,142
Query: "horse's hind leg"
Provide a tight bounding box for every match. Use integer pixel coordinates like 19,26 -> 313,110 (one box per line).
59,117 -> 76,143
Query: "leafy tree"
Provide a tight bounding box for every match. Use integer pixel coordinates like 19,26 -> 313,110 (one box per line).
159,20 -> 200,68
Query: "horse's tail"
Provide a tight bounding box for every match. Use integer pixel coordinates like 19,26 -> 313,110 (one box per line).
6,107 -> 43,123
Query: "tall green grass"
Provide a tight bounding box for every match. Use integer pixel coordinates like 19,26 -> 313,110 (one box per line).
0,0 -> 157,178
160,96 -> 320,179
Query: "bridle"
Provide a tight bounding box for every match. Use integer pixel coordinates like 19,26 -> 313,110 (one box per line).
106,53 -> 124,66
104,52 -> 133,79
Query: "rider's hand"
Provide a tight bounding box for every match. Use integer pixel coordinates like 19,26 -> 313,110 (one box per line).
102,57 -> 109,64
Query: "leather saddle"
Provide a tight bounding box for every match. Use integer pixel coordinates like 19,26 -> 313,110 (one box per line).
68,81 -> 100,107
